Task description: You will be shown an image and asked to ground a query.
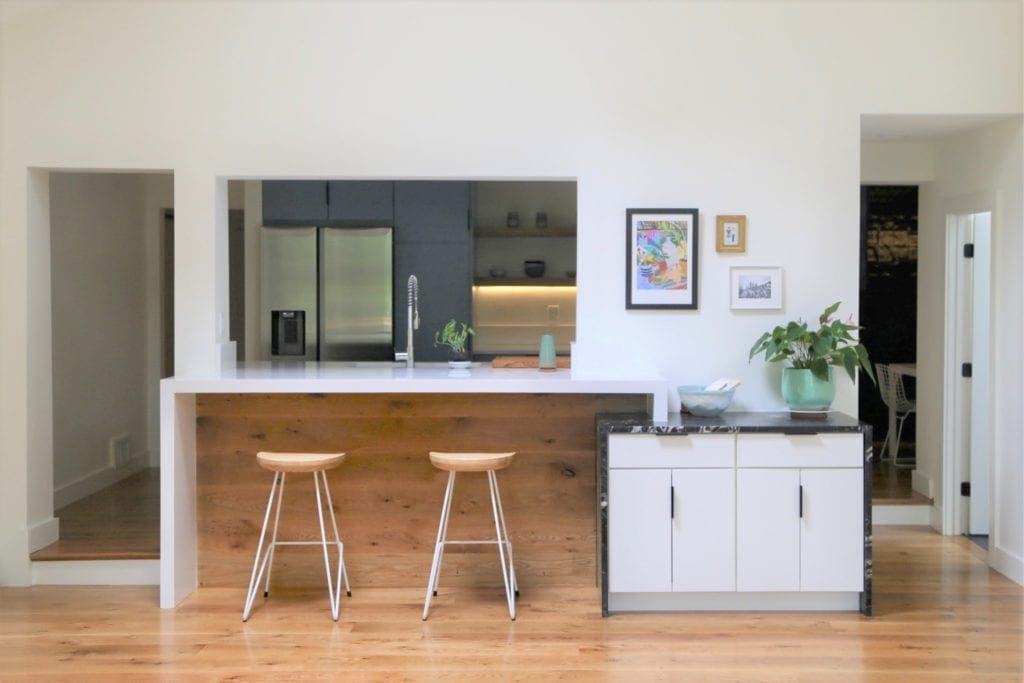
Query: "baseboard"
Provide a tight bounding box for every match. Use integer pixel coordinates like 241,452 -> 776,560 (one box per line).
989,545 -> 1024,586
27,517 -> 59,553
872,503 -> 933,525
31,559 -> 159,586
53,455 -> 145,510
930,504 -> 943,532
911,469 -> 934,499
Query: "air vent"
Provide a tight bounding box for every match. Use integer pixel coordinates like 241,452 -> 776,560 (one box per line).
109,433 -> 131,469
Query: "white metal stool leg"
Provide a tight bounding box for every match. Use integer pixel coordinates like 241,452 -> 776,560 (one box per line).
243,472 -> 281,621
313,470 -> 343,621
320,469 -> 351,598
262,472 -> 286,598
491,470 -> 518,598
488,470 -> 516,620
423,471 -> 456,620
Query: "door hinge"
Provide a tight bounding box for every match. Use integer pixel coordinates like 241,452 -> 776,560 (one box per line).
962,362 -> 973,378
961,481 -> 971,497
963,243 -> 974,258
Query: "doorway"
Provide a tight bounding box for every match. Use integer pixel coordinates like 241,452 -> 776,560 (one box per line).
943,210 -> 993,539
859,186 -> 921,503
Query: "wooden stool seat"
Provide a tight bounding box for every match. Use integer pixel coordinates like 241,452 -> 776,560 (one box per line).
428,451 -> 515,472
256,451 -> 345,473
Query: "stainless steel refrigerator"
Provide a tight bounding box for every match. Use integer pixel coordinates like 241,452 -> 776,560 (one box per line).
261,226 -> 393,361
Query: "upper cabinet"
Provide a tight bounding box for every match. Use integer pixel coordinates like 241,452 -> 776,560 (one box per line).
394,181 -> 470,244
262,181 -> 393,226
263,181 -> 328,224
327,181 -> 393,223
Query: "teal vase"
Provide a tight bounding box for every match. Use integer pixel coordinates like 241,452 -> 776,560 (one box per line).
781,367 -> 835,411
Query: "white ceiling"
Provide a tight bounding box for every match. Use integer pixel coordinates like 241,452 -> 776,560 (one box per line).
861,114 -> 1019,141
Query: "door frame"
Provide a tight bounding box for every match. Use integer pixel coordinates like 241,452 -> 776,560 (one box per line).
941,191 -> 997,539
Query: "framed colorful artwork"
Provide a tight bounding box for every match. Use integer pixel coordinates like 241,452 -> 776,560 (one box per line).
730,266 -> 783,309
716,214 -> 746,253
626,208 -> 699,309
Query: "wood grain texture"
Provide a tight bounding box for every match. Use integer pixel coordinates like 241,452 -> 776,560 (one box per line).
196,393 -> 644,590
491,356 -> 571,368
30,468 -> 160,561
2,528 -> 1021,679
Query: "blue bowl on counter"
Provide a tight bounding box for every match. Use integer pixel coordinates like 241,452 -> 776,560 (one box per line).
677,385 -> 735,417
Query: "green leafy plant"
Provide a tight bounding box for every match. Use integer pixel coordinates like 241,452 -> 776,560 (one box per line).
434,318 -> 474,355
748,302 -> 876,384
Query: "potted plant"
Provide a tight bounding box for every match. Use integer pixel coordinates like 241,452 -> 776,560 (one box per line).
748,302 -> 875,412
434,319 -> 474,368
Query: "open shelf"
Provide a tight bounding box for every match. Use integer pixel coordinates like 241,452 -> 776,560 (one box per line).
474,278 -> 576,286
474,226 -> 576,238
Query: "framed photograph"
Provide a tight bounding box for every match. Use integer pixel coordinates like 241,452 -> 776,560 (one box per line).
730,266 -> 783,310
716,215 -> 746,253
626,208 -> 699,309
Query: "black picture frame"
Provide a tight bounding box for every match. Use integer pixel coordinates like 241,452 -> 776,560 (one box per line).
625,208 -> 699,310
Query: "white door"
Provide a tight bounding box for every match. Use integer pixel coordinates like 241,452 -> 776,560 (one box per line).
967,213 -> 991,535
608,469 -> 671,592
672,468 -> 735,592
799,468 -> 864,591
737,468 -> 800,591
947,211 -> 992,536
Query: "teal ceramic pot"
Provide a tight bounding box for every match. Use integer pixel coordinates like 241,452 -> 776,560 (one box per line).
781,367 -> 835,410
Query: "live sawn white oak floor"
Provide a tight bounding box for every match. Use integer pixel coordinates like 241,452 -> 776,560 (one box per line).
1,526 -> 1021,681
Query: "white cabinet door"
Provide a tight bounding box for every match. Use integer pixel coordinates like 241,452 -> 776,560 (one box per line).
609,469 -> 671,592
800,468 -> 864,591
672,468 -> 735,591
737,468 -> 800,591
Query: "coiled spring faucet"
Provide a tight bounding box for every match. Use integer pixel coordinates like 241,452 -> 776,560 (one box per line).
403,274 -> 419,368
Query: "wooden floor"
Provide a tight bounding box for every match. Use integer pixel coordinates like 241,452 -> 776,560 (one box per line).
871,443 -> 932,505
30,468 -> 160,561
3,527 -> 1021,680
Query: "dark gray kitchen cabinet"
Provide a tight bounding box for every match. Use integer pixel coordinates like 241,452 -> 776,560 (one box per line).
263,180 -> 393,225
392,181 -> 472,361
263,181 -> 328,224
394,181 -> 470,244
394,241 -> 472,362
327,181 -> 393,223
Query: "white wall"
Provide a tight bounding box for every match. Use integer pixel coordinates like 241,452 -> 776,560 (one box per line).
0,1 -> 1020,585
926,119 -> 1024,580
50,173 -> 168,500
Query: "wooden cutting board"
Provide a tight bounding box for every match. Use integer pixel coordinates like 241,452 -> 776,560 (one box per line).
491,355 -> 571,369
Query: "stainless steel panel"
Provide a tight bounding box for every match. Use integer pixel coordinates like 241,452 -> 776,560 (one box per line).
261,227 -> 317,361
319,227 -> 393,361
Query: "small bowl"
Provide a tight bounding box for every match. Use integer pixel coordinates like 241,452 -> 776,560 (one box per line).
677,385 -> 735,417
524,260 -> 546,278
489,267 -> 507,278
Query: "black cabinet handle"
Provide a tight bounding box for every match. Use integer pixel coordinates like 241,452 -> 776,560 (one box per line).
799,485 -> 804,518
670,485 -> 675,519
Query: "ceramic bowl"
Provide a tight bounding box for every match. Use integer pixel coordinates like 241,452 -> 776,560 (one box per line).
524,260 -> 546,278
677,385 -> 735,417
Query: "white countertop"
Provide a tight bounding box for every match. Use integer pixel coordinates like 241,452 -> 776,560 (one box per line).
161,362 -> 668,408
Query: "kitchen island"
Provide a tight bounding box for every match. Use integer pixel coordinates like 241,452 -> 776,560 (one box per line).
160,362 -> 668,608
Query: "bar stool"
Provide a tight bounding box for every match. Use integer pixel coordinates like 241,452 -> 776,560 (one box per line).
423,451 -> 518,620
242,451 -> 352,622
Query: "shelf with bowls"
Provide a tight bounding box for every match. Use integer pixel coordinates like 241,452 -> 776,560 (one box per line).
474,225 -> 577,238
474,278 -> 576,286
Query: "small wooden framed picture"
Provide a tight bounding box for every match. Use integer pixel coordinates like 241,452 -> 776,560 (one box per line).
716,215 -> 746,253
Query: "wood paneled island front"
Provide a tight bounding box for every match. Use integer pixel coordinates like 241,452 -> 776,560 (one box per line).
160,363 -> 667,608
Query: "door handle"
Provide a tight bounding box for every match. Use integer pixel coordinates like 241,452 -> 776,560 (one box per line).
799,484 -> 804,518
670,485 -> 675,519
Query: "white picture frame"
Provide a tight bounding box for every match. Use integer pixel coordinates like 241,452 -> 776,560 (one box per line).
730,266 -> 783,310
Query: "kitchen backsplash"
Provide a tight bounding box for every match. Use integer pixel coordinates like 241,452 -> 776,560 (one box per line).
472,285 -> 576,355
